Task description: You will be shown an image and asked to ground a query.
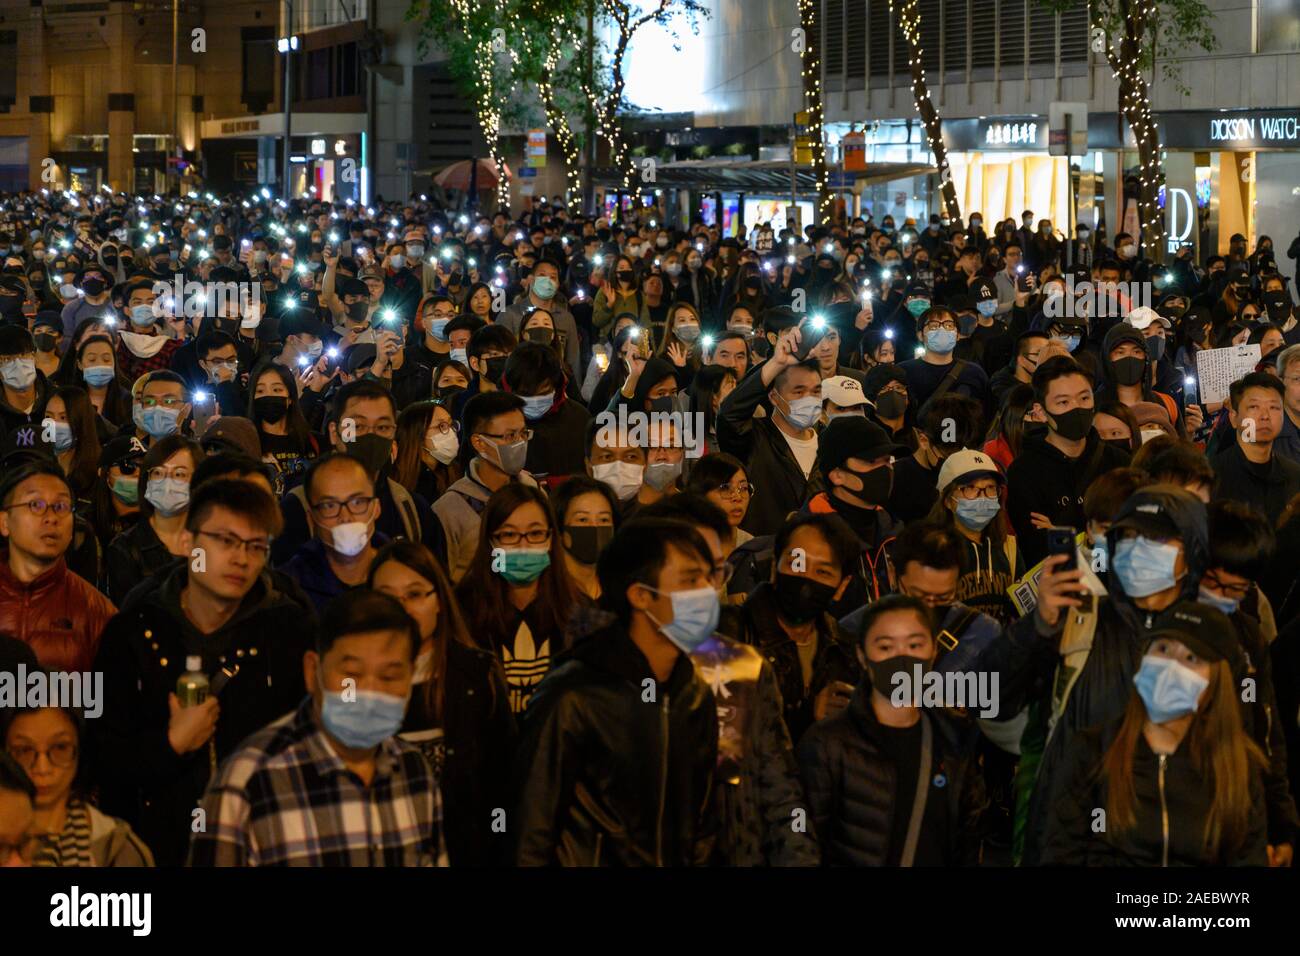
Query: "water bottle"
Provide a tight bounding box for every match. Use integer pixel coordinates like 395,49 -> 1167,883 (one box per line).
177,656 -> 209,708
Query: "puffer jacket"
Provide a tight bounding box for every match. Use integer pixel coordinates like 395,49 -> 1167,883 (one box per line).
797,684 -> 987,866
91,562 -> 314,866
513,619 -> 718,866
1040,719 -> 1268,866
1012,486 -> 1210,865
0,553 -> 116,672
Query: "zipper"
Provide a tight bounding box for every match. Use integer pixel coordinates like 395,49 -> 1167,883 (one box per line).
1158,754 -> 1169,867
656,693 -> 670,867
593,832 -> 603,867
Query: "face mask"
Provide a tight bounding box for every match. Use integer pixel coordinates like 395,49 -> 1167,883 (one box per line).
565,525 -> 614,565
956,314 -> 979,336
531,275 -> 557,299
976,299 -> 997,317
1144,336 -> 1166,362
48,420 -> 75,453
346,299 -> 370,324
389,254 -> 406,270
0,357 -> 36,390
687,258 -> 702,270
319,677 -> 408,750
772,572 -> 838,625
664,263 -> 682,278
253,250 -> 268,265
524,327 -> 555,346
1119,244 -> 1137,259
865,654 -> 929,699
482,435 -> 528,475
134,403 -> 181,439
416,425 -> 456,465
521,391 -> 555,421
925,328 -> 957,354
775,393 -> 822,430
874,391 -> 907,419
407,244 -> 425,259
593,460 -> 644,500
305,340 -> 324,361
1198,585 -> 1240,617
129,304 -> 156,327
145,477 -> 190,517
645,458 -> 683,491
497,547 -> 551,585
254,395 -> 289,423
427,318 -> 450,342
60,283 -> 80,299
1112,536 -> 1182,598
346,434 -> 394,476
955,496 -> 1001,531
449,347 -> 468,366
207,360 -> 238,383
483,356 -> 508,386
1133,654 -> 1208,724
1053,333 -> 1081,353
842,463 -> 892,506
323,520 -> 372,557
674,322 -> 700,343
906,299 -> 931,318
1111,355 -> 1146,387
645,585 -> 721,652
111,475 -> 139,505
1046,406 -> 1094,441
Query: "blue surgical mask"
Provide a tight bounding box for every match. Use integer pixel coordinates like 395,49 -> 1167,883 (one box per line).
129,304 -> 156,327
47,420 -> 75,452
532,275 -> 557,300
976,300 -> 997,317
955,496 -> 1001,531
780,394 -> 823,430
428,318 -> 449,342
134,404 -> 182,439
906,299 -> 931,318
82,365 -> 116,387
144,477 -> 190,517
1133,653 -> 1209,724
645,585 -> 721,652
925,328 -> 957,354
1198,585 -> 1240,616
1055,334 -> 1081,353
1112,536 -> 1182,598
521,391 -> 555,421
318,676 -> 409,750
450,347 -> 468,366
497,547 -> 551,585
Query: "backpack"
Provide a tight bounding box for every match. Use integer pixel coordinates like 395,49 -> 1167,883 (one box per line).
289,477 -> 421,543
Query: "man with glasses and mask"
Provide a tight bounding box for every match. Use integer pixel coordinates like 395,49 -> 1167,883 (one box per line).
433,391 -> 543,583
0,462 -> 115,672
900,306 -> 991,422
93,479 -> 312,866
0,326 -> 51,435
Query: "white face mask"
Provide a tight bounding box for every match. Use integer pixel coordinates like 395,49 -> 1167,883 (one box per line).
325,521 -> 371,557
425,428 -> 460,465
592,460 -> 644,501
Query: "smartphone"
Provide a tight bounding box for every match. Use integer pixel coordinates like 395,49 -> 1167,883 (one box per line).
1045,525 -> 1078,572
192,390 -> 216,431
794,317 -> 828,361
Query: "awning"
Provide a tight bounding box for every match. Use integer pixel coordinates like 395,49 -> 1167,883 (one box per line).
591,159 -> 936,192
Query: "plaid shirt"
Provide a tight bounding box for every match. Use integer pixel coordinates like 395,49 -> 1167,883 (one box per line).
188,698 -> 447,867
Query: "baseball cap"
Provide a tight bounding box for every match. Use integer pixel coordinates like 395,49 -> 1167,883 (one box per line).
278,311 -> 329,341
98,435 -> 148,471
1109,490 -> 1183,540
358,263 -> 384,282
32,312 -> 63,334
1126,305 -> 1171,331
817,416 -> 909,477
1145,600 -> 1240,665
200,416 -> 263,460
971,277 -> 998,303
821,375 -> 868,408
937,449 -> 1004,492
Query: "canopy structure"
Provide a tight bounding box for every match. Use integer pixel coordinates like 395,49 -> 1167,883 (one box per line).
591,159 -> 936,193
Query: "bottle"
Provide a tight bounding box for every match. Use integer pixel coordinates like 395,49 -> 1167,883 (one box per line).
177,656 -> 209,708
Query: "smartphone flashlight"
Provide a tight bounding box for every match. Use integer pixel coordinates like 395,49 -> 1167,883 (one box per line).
193,390 -> 208,402
328,347 -> 340,360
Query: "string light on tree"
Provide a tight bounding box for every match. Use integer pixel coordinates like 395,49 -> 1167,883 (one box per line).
796,0 -> 831,220
891,0 -> 960,222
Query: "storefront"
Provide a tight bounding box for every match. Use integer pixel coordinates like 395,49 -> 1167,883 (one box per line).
199,113 -> 368,203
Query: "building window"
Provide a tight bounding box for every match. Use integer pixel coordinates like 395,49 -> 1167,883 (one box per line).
242,26 -> 275,112
0,31 -> 16,113
1259,0 -> 1300,52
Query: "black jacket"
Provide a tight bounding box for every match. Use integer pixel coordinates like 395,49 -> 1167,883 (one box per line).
91,564 -> 315,866
797,685 -> 986,866
716,368 -> 823,536
1041,720 -> 1268,866
1006,428 -> 1132,565
400,639 -> 518,866
735,582 -> 861,745
512,621 -> 718,866
104,517 -> 175,606
522,395 -> 590,484
1211,441 -> 1300,525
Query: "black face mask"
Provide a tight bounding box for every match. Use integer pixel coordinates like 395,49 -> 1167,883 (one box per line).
346,299 -> 370,324
565,525 -> 614,566
772,571 -> 839,625
1103,436 -> 1133,453
483,355 -> 508,386
524,327 -> 555,346
874,391 -> 907,419
436,385 -> 466,404
1047,406 -> 1095,441
254,395 -> 289,424
0,292 -> 22,314
842,462 -> 893,506
865,654 -> 930,696
743,277 -> 762,293
345,433 -> 393,476
1111,355 -> 1146,387
34,332 -> 59,352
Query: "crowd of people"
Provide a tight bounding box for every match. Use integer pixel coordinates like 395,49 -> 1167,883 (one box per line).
0,186 -> 1298,868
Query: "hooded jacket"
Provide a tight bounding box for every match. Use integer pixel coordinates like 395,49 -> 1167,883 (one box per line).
512,618 -> 718,866
1012,486 -> 1209,864
0,553 -> 116,672
91,562 -> 314,866
431,459 -> 541,584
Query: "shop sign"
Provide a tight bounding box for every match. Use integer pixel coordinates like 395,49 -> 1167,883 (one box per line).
941,116 -> 1047,152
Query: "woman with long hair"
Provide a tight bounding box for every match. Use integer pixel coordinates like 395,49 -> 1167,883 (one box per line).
103,435 -> 205,604
1042,618 -> 1268,865
588,322 -> 650,414
4,706 -> 153,866
656,301 -> 703,372
550,475 -> 620,600
455,484 -> 580,715
1093,399 -> 1142,455
593,254 -> 649,331
65,330 -> 130,432
393,399 -> 463,502
247,360 -> 318,493
367,539 -> 516,866
983,383 -> 1045,470
42,387 -> 102,500
465,281 -> 494,323
686,364 -> 738,457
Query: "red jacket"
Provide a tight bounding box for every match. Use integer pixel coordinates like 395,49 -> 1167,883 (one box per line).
0,556 -> 117,672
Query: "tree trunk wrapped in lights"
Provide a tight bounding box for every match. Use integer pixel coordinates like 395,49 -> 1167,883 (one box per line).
797,0 -> 833,222
891,0 -> 960,222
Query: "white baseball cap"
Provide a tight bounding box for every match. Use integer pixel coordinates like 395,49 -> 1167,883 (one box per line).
1126,305 -> 1171,331
821,375 -> 868,408
937,448 -> 1004,492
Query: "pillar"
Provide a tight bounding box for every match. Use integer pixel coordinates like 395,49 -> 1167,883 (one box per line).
105,2 -> 136,194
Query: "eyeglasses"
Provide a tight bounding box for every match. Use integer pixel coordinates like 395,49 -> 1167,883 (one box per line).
492,528 -> 551,547
480,428 -> 533,445
194,529 -> 272,560
308,495 -> 376,520
1203,572 -> 1251,601
954,483 -> 1000,500
427,420 -> 458,436
5,499 -> 74,517
714,482 -> 755,500
140,395 -> 185,408
148,466 -> 192,483
924,320 -> 958,332
347,423 -> 397,439
9,741 -> 78,769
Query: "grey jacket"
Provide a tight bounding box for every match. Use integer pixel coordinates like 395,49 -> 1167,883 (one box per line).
500,296 -> 583,390
431,459 -> 541,583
